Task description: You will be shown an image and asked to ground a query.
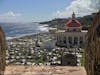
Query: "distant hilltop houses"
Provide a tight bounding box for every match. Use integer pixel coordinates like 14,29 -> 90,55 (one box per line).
49,12 -> 87,48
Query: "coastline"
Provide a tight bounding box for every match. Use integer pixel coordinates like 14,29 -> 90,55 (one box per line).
6,31 -> 49,41
6,24 -> 49,40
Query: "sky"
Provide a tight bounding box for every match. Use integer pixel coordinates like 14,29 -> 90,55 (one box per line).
0,0 -> 99,23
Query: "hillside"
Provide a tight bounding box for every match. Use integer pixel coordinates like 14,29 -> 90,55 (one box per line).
40,13 -> 96,30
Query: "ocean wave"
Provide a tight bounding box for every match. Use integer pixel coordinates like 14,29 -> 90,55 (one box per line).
6,37 -> 14,40
4,23 -> 49,40
37,24 -> 48,32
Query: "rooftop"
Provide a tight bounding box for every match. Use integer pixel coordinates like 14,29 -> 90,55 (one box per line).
65,12 -> 82,27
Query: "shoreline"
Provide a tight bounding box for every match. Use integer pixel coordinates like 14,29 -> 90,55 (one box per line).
3,23 -> 49,40
6,24 -> 49,40
6,31 -> 49,41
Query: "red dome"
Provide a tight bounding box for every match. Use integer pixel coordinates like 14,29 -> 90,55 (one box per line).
66,19 -> 81,27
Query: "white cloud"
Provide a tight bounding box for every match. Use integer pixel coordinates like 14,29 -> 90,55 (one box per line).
90,0 -> 100,9
53,0 -> 100,18
0,11 -> 21,17
0,11 -> 22,22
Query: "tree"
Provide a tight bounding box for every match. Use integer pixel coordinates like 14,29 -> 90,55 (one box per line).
0,26 -> 6,75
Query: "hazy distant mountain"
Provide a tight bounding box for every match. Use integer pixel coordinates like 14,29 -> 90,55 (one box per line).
40,13 -> 96,30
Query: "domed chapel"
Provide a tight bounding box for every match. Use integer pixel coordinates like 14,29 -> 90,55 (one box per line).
55,12 -> 87,48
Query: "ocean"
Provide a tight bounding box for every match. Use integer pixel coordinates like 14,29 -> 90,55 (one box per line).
0,22 -> 48,40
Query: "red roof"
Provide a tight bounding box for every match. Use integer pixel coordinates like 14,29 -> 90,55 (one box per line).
66,19 -> 81,27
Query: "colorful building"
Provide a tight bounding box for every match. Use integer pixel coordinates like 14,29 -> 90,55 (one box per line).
55,12 -> 87,48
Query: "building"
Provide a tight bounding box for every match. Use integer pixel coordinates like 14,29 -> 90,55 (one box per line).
55,12 -> 87,48
0,26 -> 6,75
85,11 -> 100,75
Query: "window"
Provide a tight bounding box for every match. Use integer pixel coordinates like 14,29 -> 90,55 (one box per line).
67,29 -> 69,31
74,37 -> 78,45
80,36 -> 83,44
63,37 -> 66,44
59,40 -> 62,43
73,29 -> 76,32
68,37 -> 72,44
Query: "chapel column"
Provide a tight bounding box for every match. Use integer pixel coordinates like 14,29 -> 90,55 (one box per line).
66,36 -> 69,48
72,36 -> 74,47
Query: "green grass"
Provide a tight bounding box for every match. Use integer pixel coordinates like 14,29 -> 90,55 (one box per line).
81,49 -> 85,66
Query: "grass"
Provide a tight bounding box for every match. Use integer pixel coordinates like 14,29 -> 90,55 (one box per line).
80,49 -> 85,66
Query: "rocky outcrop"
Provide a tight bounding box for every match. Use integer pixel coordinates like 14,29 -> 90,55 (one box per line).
0,26 -> 6,75
85,11 -> 100,75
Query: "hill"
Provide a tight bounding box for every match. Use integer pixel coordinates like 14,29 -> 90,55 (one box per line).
40,13 -> 97,30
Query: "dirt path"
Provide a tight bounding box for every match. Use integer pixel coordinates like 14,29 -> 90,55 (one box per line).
4,66 -> 87,75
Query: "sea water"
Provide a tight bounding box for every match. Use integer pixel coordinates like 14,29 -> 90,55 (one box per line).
0,22 -> 48,40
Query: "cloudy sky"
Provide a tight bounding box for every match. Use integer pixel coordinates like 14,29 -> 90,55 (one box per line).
0,0 -> 99,22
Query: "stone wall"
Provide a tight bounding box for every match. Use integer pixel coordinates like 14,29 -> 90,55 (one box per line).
85,11 -> 100,75
0,26 -> 6,75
